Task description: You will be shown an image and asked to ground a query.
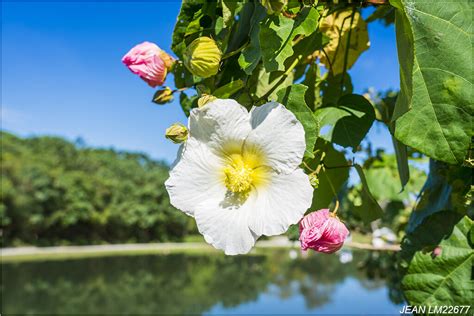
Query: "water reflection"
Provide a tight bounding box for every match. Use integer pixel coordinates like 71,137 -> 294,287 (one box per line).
2,250 -> 403,314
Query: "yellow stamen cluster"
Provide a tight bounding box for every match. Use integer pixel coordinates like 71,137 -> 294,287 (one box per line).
224,160 -> 254,193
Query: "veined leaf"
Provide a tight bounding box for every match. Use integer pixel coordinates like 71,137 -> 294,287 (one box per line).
401,212 -> 473,307
391,0 -> 473,165
276,84 -> 318,158
315,94 -> 375,150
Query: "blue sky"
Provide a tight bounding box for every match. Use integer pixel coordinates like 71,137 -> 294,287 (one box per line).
1,2 -> 399,163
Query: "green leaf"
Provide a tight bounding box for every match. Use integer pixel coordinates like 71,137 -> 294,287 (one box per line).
221,0 -> 243,28
401,212 -> 473,307
364,155 -> 415,202
238,2 -> 267,75
172,0 -> 206,58
320,73 -> 353,106
250,64 -> 294,101
406,159 -> 472,233
179,92 -> 198,117
354,164 -> 383,223
306,139 -> 350,210
213,80 -> 244,98
292,7 -> 319,37
276,84 -> 318,158
391,134 -> 410,189
391,0 -> 473,165
259,7 -> 321,73
315,94 -> 375,150
259,15 -> 295,72
302,63 -> 322,111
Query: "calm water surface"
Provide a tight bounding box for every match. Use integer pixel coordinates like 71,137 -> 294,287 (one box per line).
2,249 -> 404,315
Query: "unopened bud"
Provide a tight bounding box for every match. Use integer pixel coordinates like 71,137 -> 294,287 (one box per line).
165,123 -> 188,144
184,37 -> 222,78
153,87 -> 174,104
309,173 -> 319,188
197,94 -> 217,108
261,0 -> 287,15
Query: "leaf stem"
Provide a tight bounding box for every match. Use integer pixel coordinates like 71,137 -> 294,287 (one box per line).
222,41 -> 249,60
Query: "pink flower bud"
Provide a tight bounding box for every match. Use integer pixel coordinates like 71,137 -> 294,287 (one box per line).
299,209 -> 349,254
122,42 -> 174,88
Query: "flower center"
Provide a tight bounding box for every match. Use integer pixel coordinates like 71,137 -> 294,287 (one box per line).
224,160 -> 254,193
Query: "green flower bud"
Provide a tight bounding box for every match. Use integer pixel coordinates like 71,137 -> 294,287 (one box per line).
153,87 -> 174,105
165,123 -> 188,144
261,0 -> 287,15
184,37 -> 222,78
197,94 -> 217,108
309,173 -> 319,188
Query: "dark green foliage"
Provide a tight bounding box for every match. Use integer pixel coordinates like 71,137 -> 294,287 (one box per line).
1,132 -> 190,246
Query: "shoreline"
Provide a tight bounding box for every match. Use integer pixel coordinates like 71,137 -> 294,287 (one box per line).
1,238 -> 400,263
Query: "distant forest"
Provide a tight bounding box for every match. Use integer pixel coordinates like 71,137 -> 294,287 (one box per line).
1,132 -> 194,247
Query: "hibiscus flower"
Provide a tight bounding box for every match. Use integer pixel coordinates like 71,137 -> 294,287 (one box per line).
166,99 -> 313,255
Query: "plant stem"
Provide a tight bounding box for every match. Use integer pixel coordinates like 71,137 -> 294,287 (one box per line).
222,41 -> 249,60
340,6 -> 356,91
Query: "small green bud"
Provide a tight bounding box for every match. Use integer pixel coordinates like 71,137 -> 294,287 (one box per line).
261,0 -> 288,15
184,37 -> 222,78
165,123 -> 188,144
197,94 -> 217,108
153,87 -> 174,105
309,173 -> 319,188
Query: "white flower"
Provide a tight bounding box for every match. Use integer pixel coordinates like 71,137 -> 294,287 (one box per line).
165,99 -> 313,255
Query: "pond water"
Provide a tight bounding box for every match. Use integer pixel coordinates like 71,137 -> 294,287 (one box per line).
2,249 -> 404,315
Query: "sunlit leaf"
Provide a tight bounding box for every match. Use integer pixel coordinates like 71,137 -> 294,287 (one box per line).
391,0 -> 473,165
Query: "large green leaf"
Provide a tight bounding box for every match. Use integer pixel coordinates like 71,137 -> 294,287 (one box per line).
391,0 -> 473,165
401,212 -> 473,307
315,94 -> 375,150
276,84 -> 318,158
238,2 -> 267,75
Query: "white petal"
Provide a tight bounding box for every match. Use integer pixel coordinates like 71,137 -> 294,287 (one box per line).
189,99 -> 251,154
165,138 -> 226,216
194,193 -> 258,255
249,168 -> 313,236
246,102 -> 306,174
